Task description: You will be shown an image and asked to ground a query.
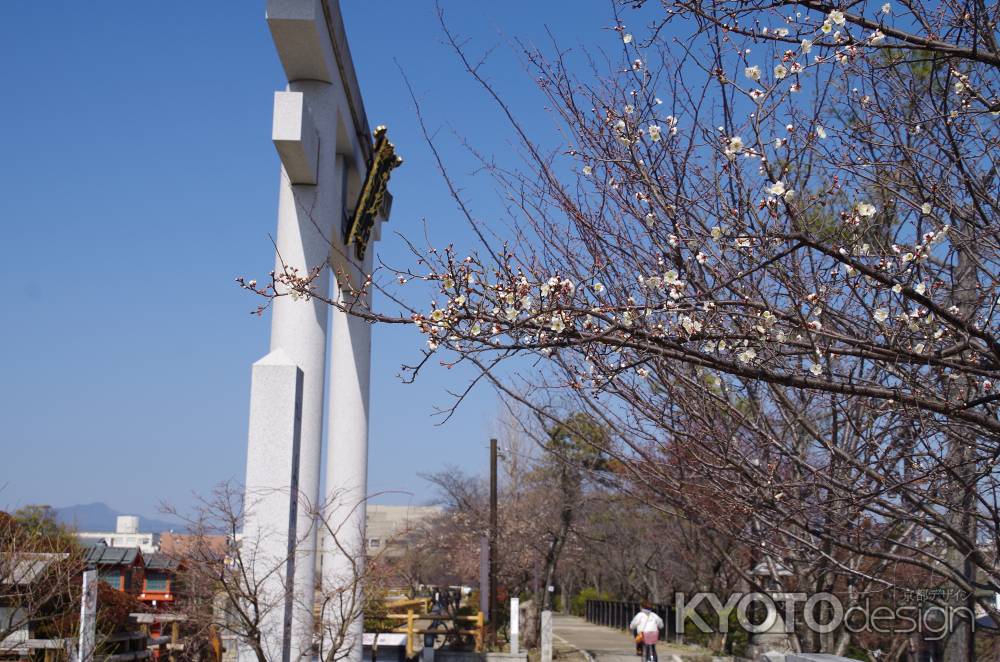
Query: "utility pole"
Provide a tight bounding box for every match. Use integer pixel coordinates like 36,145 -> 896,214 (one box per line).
489,438 -> 498,649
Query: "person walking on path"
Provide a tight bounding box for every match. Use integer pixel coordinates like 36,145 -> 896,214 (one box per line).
629,600 -> 664,662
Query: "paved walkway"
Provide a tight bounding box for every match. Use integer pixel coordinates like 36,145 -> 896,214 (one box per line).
551,613 -> 724,662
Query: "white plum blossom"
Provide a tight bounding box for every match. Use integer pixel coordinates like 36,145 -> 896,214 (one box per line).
870,30 -> 886,45
550,313 -> 566,333
614,120 -> 631,145
914,283 -> 927,295
855,201 -> 877,217
582,165 -> 593,176
801,39 -> 813,53
737,348 -> 757,363
470,322 -> 481,336
892,284 -> 902,294
593,281 -> 605,294
828,9 -> 846,25
745,65 -> 762,81
648,124 -> 662,141
711,226 -> 723,240
810,362 -> 823,375
664,269 -> 679,285
881,2 -> 891,12
725,136 -> 744,159
816,125 -> 827,139
874,308 -> 889,323
921,202 -> 931,214
768,180 -> 787,196
774,64 -> 788,79
680,315 -> 703,334
623,33 -> 633,44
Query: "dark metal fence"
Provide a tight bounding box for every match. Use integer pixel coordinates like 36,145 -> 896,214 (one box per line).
584,600 -> 679,643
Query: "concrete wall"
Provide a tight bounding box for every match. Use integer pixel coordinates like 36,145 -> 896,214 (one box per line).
436,652 -> 528,662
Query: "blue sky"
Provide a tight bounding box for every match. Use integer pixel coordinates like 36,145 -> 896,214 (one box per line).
0,2 -> 625,517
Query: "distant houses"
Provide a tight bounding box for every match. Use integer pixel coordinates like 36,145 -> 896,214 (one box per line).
3,506 -> 442,661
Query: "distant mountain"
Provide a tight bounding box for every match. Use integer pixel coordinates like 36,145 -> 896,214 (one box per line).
55,502 -> 183,533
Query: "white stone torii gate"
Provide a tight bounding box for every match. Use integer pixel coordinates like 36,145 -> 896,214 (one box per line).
242,2 -> 397,662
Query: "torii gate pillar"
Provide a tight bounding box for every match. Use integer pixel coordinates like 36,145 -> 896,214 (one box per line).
241,2 -> 398,662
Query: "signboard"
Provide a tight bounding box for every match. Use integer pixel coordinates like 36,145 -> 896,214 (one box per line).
78,570 -> 97,662
344,126 -> 402,261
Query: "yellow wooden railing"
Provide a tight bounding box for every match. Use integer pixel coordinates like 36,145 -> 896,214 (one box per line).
379,609 -> 486,657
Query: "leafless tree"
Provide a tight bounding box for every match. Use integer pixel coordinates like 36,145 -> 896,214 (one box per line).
163,482 -> 388,662
0,509 -> 84,656
243,0 -> 1000,656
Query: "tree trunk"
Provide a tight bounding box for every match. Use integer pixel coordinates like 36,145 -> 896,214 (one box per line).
943,241 -> 979,662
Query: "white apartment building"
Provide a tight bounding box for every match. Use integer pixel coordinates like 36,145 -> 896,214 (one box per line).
77,515 -> 159,554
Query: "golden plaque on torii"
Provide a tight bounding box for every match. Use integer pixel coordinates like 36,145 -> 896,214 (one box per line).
345,126 -> 402,261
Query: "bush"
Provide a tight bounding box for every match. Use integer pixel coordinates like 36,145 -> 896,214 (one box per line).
570,588 -> 612,616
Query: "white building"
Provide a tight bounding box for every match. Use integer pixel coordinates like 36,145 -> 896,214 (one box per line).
77,515 -> 159,554
364,505 -> 442,556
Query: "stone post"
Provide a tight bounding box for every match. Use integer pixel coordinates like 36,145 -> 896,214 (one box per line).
540,611 -> 552,662
509,598 -> 520,655
242,351 -> 304,662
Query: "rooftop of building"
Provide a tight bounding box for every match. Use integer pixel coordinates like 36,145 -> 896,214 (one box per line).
83,542 -> 143,567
